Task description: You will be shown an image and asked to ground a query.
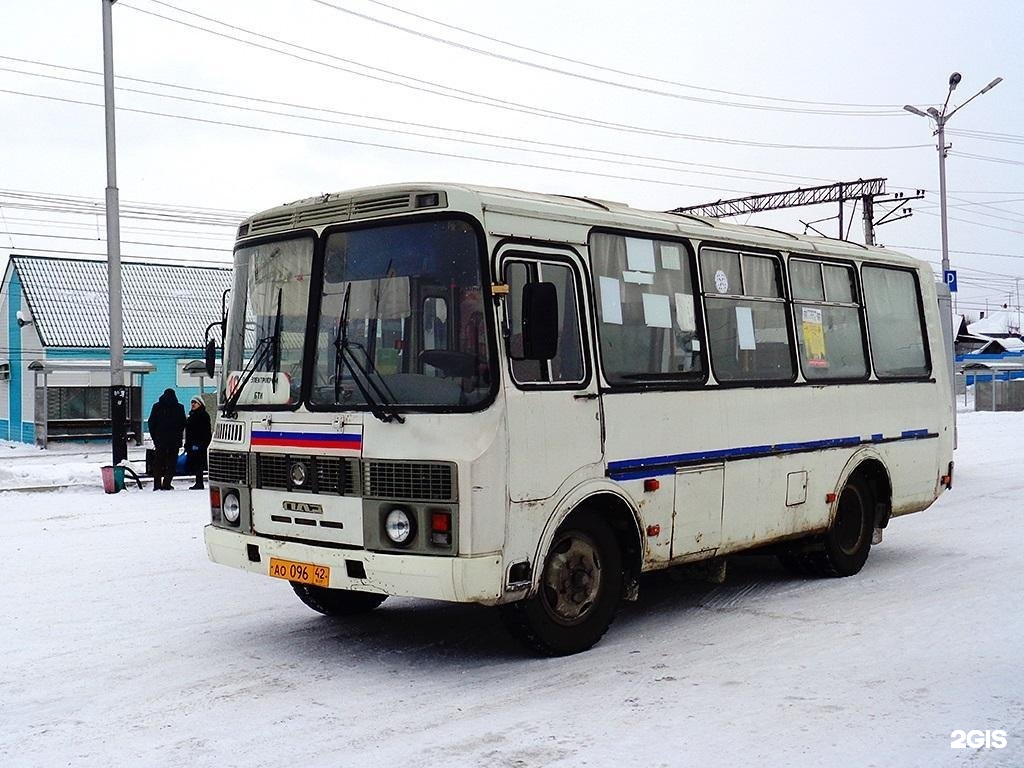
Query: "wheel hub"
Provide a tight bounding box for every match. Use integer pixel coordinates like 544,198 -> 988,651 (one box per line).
542,533 -> 603,625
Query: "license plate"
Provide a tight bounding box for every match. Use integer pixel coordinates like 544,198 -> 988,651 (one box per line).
269,557 -> 330,588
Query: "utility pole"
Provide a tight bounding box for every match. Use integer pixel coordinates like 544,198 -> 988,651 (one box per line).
102,0 -> 128,465
862,195 -> 875,246
904,72 -> 1003,277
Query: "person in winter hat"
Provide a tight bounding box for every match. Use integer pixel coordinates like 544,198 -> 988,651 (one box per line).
148,388 -> 186,490
185,396 -> 212,490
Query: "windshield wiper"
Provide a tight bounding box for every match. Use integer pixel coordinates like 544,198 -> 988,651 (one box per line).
333,283 -> 405,424
222,289 -> 282,417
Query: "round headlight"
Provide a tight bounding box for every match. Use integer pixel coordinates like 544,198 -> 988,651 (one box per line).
222,492 -> 241,524
384,508 -> 414,545
290,462 -> 307,486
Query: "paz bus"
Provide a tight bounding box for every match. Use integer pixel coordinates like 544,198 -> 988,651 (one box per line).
203,183 -> 954,655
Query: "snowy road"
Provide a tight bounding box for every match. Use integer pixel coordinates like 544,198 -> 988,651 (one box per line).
1,411 -> 1022,767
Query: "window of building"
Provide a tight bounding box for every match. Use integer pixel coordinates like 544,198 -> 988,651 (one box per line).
789,260 -> 868,381
700,247 -> 794,382
590,233 -> 704,385
862,266 -> 930,378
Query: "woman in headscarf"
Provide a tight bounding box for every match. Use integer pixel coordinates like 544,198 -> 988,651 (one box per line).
185,396 -> 213,490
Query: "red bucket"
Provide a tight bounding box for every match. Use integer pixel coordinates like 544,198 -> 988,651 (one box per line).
101,465 -> 125,494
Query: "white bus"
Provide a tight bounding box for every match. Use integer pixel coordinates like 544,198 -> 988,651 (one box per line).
203,183 -> 954,655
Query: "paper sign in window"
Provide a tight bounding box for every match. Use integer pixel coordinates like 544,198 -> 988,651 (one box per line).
642,293 -> 672,328
660,244 -> 682,270
625,237 -> 656,273
802,306 -> 828,367
736,306 -> 756,350
674,292 -> 695,331
623,271 -> 654,285
599,276 -> 623,325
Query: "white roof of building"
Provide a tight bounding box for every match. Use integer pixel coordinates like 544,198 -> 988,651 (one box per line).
7,255 -> 231,348
968,310 -> 1017,337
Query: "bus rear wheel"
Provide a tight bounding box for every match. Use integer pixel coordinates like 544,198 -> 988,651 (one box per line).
500,516 -> 623,656
779,476 -> 873,578
291,583 -> 388,616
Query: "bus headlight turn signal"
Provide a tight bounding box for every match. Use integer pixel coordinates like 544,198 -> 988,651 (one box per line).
384,508 -> 414,545
223,492 -> 241,525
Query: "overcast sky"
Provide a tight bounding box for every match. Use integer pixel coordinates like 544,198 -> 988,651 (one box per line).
1,0 -> 1021,320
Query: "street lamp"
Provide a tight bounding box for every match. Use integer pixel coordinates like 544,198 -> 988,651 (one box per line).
904,73 -> 1003,277
102,0 -> 127,465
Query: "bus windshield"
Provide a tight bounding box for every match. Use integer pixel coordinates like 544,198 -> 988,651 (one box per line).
222,236 -> 314,408
311,218 -> 492,411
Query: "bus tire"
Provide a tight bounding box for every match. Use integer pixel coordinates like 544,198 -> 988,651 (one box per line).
779,476 -> 873,578
500,516 -> 623,656
290,583 -> 388,616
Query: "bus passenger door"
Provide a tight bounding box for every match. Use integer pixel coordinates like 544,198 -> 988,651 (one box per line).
672,464 -> 724,559
499,250 -> 603,502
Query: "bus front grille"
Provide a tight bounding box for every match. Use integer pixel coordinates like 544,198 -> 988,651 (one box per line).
256,454 -> 358,495
208,451 -> 248,484
315,456 -> 358,495
213,420 -> 245,443
363,460 -> 457,502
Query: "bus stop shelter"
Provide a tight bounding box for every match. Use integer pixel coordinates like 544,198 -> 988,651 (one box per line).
28,360 -> 156,447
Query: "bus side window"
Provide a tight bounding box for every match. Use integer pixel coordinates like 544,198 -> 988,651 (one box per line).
701,248 -> 794,383
505,260 -> 586,386
862,265 -> 930,378
790,260 -> 868,381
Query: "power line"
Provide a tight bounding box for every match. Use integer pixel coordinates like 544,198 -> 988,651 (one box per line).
116,2 -> 929,152
950,150 -> 1024,167
915,209 -> 1024,236
2,231 -> 229,252
302,0 -> 903,116
0,64 -> 841,188
0,88 -> 768,196
353,0 -> 917,111
887,244 -> 1024,265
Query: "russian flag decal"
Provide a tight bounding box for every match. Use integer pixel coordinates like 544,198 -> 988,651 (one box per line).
250,430 -> 362,453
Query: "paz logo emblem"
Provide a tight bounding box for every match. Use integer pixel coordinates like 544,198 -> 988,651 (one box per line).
282,501 -> 324,515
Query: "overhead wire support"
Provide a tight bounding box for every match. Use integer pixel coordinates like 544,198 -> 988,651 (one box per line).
668,179 -> 927,246
669,178 -> 887,219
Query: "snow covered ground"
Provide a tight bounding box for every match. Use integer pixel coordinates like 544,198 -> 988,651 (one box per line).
0,441 -> 150,491
1,411 -> 1021,767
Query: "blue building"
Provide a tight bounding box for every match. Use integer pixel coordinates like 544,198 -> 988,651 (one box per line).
1,254 -> 231,445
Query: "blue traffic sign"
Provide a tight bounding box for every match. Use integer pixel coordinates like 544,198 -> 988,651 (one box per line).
944,270 -> 958,293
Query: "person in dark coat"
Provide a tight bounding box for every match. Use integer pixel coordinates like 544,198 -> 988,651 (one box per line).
148,388 -> 186,490
185,396 -> 213,490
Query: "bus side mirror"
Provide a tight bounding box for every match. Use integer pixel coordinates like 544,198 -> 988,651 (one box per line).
205,338 -> 217,379
521,281 -> 559,361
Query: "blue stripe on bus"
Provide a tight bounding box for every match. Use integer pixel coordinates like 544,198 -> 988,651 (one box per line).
607,429 -> 938,481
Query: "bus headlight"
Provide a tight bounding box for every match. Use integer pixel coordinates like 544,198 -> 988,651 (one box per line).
222,491 -> 241,525
384,508 -> 414,546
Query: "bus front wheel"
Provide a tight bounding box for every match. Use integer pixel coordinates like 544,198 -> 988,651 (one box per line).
291,583 -> 388,616
500,516 -> 623,656
780,476 -> 873,578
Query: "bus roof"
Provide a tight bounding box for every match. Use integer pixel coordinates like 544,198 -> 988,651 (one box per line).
240,182 -> 926,270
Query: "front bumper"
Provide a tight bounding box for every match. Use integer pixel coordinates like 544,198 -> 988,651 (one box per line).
204,525 -> 504,605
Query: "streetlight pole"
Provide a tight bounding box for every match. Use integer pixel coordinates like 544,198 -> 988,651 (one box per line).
904,73 -> 1004,279
102,0 -> 128,465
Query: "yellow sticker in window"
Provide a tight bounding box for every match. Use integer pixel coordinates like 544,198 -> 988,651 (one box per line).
802,307 -> 828,368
